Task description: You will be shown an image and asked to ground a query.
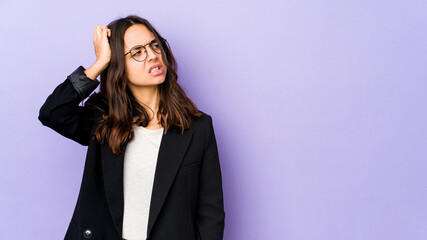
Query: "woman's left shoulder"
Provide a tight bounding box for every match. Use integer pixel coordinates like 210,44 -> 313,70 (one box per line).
192,109 -> 214,130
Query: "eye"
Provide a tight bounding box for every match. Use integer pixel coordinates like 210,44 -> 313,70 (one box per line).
131,46 -> 146,56
153,43 -> 160,49
132,50 -> 141,57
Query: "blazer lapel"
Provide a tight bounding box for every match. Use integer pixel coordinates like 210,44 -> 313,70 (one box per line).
146,127 -> 193,238
101,126 -> 194,238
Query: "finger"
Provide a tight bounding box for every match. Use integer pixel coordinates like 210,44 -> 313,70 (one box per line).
101,27 -> 108,40
93,26 -> 99,41
96,26 -> 103,39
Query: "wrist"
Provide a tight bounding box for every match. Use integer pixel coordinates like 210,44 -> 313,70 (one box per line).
94,59 -> 110,70
84,62 -> 106,81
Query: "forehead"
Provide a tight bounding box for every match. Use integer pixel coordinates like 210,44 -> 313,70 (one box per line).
124,24 -> 155,49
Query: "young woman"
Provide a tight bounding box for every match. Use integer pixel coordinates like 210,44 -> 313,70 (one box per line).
38,15 -> 225,240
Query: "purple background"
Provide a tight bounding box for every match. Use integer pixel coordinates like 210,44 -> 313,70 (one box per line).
1,0 -> 426,239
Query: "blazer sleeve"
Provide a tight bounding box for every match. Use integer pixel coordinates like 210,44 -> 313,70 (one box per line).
38,66 -> 101,146
196,115 -> 226,240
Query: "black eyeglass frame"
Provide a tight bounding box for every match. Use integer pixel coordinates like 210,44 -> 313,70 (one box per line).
124,37 -> 167,62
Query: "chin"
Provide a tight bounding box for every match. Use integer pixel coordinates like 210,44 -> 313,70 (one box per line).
153,75 -> 166,84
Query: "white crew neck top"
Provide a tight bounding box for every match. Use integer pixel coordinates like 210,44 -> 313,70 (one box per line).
122,125 -> 164,240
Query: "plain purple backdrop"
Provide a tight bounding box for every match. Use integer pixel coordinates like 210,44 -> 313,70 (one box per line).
1,0 -> 426,239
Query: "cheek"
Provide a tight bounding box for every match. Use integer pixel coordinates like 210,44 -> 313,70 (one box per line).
128,62 -> 146,78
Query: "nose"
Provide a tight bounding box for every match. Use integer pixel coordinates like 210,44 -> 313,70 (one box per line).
146,45 -> 158,62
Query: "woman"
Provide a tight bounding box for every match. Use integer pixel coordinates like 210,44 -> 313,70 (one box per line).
38,15 -> 225,240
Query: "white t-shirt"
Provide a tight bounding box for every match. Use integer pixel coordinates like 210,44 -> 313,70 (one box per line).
122,124 -> 164,240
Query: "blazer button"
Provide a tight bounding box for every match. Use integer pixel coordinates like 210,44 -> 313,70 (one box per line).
83,229 -> 93,238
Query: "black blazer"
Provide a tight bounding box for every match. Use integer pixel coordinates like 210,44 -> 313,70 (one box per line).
38,66 -> 225,240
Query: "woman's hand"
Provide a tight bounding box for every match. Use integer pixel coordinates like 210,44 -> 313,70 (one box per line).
92,25 -> 111,67
84,25 -> 111,80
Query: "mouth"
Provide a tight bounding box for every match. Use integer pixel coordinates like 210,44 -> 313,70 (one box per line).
149,63 -> 161,73
149,64 -> 164,76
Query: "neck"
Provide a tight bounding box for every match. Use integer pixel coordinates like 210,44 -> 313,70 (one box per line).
129,84 -> 160,118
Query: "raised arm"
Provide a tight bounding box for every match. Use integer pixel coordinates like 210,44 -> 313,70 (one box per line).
38,25 -> 111,146
38,65 -> 102,146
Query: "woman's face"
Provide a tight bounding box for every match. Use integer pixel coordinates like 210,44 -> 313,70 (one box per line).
123,24 -> 167,88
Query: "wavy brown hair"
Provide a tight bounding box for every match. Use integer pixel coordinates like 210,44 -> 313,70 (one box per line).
85,15 -> 201,155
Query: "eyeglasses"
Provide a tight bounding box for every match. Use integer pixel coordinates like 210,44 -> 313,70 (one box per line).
124,38 -> 166,62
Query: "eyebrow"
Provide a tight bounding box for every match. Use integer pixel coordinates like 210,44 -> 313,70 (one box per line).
128,39 -> 157,50
142,39 -> 157,45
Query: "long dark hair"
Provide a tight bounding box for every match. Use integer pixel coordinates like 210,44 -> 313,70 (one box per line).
86,15 -> 201,155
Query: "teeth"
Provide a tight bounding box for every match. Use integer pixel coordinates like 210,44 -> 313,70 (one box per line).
150,67 -> 159,73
